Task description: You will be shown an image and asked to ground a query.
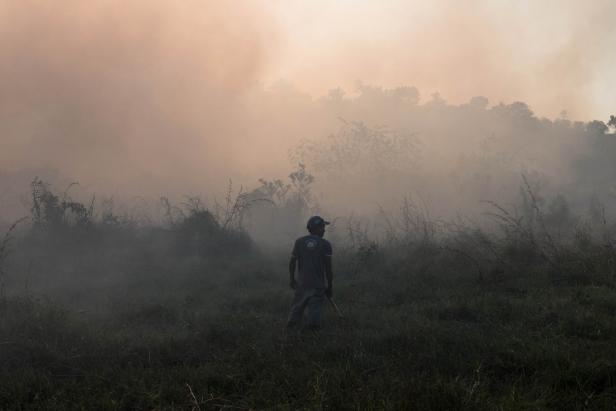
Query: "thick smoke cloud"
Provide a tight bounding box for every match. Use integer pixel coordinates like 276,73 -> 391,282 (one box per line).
0,1 -> 615,226
0,0 -> 275,196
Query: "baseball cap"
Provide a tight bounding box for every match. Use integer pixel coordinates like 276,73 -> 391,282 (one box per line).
306,216 -> 330,230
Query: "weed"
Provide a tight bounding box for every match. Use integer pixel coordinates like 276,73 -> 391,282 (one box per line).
2,178 -> 616,409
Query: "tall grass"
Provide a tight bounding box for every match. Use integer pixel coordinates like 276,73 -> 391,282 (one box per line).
2,178 -> 616,409
0,217 -> 27,300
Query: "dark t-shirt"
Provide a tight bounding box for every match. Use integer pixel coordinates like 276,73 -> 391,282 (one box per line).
291,235 -> 332,290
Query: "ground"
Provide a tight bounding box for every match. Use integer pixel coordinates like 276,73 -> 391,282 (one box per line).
2,247 -> 616,410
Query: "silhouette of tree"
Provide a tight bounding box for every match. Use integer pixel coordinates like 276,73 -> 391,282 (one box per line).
608,115 -> 616,131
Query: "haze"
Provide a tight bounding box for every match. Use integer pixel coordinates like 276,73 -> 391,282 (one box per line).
269,0 -> 616,121
4,3 -> 616,407
1,0 -> 615,222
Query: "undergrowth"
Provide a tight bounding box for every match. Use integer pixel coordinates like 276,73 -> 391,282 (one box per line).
1,178 -> 615,409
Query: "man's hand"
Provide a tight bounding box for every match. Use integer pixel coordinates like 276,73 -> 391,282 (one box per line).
326,286 -> 333,299
290,279 -> 297,290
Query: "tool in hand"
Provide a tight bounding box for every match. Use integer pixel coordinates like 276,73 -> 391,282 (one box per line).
327,297 -> 344,318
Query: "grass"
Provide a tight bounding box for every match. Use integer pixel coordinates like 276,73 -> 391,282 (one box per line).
1,180 -> 616,409
2,250 -> 616,410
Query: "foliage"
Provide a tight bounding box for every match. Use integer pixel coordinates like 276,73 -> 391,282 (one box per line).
3,214 -> 616,408
294,122 -> 420,179
240,164 -> 317,245
161,191 -> 255,258
30,178 -> 94,230
2,178 -> 616,409
0,218 -> 27,299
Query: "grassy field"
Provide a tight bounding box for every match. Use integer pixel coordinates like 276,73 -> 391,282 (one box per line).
2,245 -> 616,410
1,182 -> 616,410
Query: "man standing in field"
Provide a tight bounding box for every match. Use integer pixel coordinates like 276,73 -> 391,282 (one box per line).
287,216 -> 334,330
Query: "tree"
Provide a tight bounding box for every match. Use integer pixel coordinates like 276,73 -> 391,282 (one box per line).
608,115 -> 616,131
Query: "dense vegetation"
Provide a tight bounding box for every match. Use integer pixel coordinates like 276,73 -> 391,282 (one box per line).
1,178 -> 616,410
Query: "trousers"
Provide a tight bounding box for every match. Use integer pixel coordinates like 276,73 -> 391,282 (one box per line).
287,288 -> 326,328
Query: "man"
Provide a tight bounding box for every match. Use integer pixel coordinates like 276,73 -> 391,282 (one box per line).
287,216 -> 334,330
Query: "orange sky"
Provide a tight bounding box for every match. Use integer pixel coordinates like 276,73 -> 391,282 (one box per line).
0,0 -> 615,199
265,0 -> 616,120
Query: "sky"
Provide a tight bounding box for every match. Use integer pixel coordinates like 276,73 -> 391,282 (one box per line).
265,0 -> 616,120
0,0 -> 615,209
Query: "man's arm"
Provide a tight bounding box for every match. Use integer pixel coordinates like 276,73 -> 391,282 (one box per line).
289,255 -> 297,289
289,240 -> 299,289
325,255 -> 333,298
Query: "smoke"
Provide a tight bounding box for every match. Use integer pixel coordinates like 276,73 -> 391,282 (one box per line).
524,0 -> 616,120
267,0 -> 616,120
0,0 -> 615,225
0,0 -> 276,195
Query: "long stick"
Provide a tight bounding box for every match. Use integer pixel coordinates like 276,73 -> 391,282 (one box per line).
327,297 -> 344,318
